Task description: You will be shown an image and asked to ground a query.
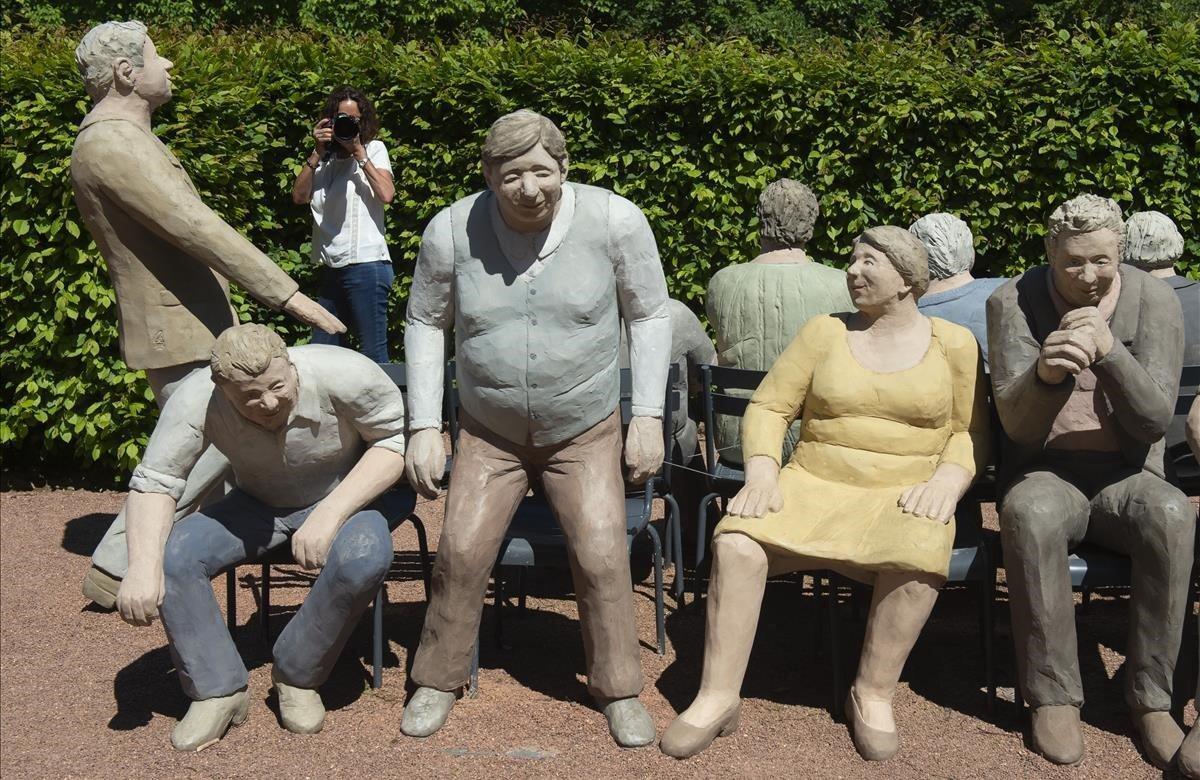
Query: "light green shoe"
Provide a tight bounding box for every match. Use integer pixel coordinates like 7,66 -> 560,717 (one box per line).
400,686 -> 456,737
81,566 -> 120,610
602,697 -> 656,748
171,691 -> 250,752
274,671 -> 326,735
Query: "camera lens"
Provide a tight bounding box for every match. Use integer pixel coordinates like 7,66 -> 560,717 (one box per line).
332,113 -> 360,142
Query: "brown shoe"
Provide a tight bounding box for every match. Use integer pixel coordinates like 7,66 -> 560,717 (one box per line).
81,565 -> 120,610
846,687 -> 898,761
1179,722 -> 1200,779
660,700 -> 741,759
1133,709 -> 1184,770
1030,704 -> 1084,765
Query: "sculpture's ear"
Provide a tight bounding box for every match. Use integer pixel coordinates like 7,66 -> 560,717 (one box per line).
112,57 -> 137,94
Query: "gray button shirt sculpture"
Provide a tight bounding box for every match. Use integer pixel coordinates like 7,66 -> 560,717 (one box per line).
114,325 -> 409,751
1123,210 -> 1200,451
909,212 -> 1006,367
70,21 -> 345,606
986,194 -> 1192,769
399,110 -> 671,747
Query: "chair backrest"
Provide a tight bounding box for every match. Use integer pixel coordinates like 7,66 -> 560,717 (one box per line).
378,362 -> 408,391
697,364 -> 767,477
1176,363 -> 1200,416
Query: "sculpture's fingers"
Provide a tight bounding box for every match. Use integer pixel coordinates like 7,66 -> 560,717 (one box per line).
768,489 -> 784,514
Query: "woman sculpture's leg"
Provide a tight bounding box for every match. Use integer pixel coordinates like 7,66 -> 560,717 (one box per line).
847,571 -> 941,760
661,532 -> 768,758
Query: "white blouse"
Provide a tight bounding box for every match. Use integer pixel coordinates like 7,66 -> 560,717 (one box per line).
309,139 -> 393,268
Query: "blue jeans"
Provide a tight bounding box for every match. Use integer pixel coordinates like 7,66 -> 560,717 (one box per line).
311,261 -> 394,363
159,488 -> 414,700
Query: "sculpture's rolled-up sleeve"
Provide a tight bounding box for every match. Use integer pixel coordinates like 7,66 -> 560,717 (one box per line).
742,317 -> 830,464
936,324 -> 990,479
331,353 -> 408,455
128,377 -> 211,502
610,194 -> 671,418
404,209 -> 455,430
91,123 -> 299,309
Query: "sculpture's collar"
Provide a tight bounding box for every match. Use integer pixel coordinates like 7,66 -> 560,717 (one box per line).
488,183 -> 576,270
287,357 -> 323,426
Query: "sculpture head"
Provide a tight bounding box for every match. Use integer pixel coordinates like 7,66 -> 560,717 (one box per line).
848,226 -> 930,312
1045,194 -> 1123,308
481,109 -> 569,233
75,21 -> 173,108
757,179 -> 819,251
210,324 -> 297,431
909,212 -> 975,281
1123,210 -> 1183,272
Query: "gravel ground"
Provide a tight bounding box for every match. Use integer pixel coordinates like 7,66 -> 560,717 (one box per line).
1,487 -> 1193,778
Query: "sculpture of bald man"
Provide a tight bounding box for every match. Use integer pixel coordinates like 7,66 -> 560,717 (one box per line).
399,110 -> 671,747
909,212 -> 1006,367
987,194 -> 1192,769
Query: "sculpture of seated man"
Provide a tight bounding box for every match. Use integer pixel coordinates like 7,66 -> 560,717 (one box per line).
706,178 -> 852,470
909,212 -> 1006,368
662,226 -> 988,762
987,194 -> 1192,769
114,324 -> 410,751
1123,210 -> 1199,451
1180,396 -> 1200,780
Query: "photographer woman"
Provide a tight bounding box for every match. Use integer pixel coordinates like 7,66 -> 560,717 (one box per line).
292,86 -> 396,362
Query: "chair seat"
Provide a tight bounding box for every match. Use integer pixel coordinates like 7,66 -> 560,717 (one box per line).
497,495 -> 652,568
1068,543 -> 1130,588
947,543 -> 990,582
710,461 -> 746,495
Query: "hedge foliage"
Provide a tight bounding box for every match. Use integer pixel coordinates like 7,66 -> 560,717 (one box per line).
2,21 -> 1198,481
7,0 -> 1200,45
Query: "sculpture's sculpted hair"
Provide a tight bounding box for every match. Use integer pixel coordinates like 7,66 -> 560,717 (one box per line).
75,20 -> 148,100
210,324 -> 289,383
757,179 -> 819,248
909,212 -> 975,280
857,225 -> 930,298
1123,210 -> 1184,270
1045,193 -> 1125,257
481,109 -> 568,170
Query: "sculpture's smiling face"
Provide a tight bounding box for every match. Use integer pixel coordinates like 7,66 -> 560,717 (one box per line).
134,37 -> 174,108
216,357 -> 299,431
1049,228 -> 1119,308
846,241 -> 909,310
484,143 -> 565,233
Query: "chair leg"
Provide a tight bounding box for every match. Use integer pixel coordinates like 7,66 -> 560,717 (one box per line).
1081,586 -> 1091,613
827,577 -> 845,721
468,636 -> 480,698
665,494 -> 685,605
693,494 -> 719,605
646,525 -> 666,655
517,567 -> 528,615
372,585 -> 385,689
260,563 -> 271,644
493,568 -> 505,649
411,516 -> 433,600
226,569 -> 237,633
982,545 -> 997,716
813,576 -> 825,658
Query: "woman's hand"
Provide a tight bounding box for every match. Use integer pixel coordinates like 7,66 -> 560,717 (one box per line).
344,134 -> 367,162
313,117 -> 333,156
727,455 -> 784,518
898,463 -> 971,524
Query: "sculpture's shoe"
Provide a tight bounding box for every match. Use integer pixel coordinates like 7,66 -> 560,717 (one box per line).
400,686 -> 456,737
1030,704 -> 1084,765
81,565 -> 120,610
846,687 -> 898,761
171,691 -> 250,752
659,700 -> 740,759
274,672 -> 326,735
1178,723 -> 1200,779
601,697 -> 657,748
1133,709 -> 1184,770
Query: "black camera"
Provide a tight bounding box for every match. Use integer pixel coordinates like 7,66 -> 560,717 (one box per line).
332,112 -> 360,143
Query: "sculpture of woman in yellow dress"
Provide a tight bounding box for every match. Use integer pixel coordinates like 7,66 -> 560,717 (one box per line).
662,226 -> 989,761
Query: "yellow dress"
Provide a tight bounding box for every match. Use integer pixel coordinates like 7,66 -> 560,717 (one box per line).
714,314 -> 989,581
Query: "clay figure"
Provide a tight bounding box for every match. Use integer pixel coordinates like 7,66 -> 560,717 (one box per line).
909,212 -> 1006,367
399,110 -> 671,747
1123,210 -> 1200,450
71,21 -> 345,606
114,324 -> 409,751
1180,396 -> 1200,780
987,194 -> 1192,768
662,226 -> 988,761
706,178 -> 852,471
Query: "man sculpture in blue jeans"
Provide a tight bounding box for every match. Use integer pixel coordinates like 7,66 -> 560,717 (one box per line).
114,324 -> 411,751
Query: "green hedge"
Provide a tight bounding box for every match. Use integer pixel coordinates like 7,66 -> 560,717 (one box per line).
2,21 -> 1198,481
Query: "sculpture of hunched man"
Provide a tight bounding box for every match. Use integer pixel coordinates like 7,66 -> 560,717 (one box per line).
115,324 -> 411,751
399,109 -> 672,747
70,21 -> 345,607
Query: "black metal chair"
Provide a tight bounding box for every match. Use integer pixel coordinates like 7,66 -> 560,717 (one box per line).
223,361 -> 433,690
464,365 -> 683,693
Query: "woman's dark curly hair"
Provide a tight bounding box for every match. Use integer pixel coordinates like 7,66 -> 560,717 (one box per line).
322,85 -> 379,144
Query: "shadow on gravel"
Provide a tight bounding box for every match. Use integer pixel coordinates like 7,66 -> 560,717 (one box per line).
62,512 -> 115,557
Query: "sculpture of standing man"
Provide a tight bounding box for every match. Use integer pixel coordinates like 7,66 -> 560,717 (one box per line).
987,194 -> 1192,769
71,21 -> 345,608
399,109 -> 671,747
